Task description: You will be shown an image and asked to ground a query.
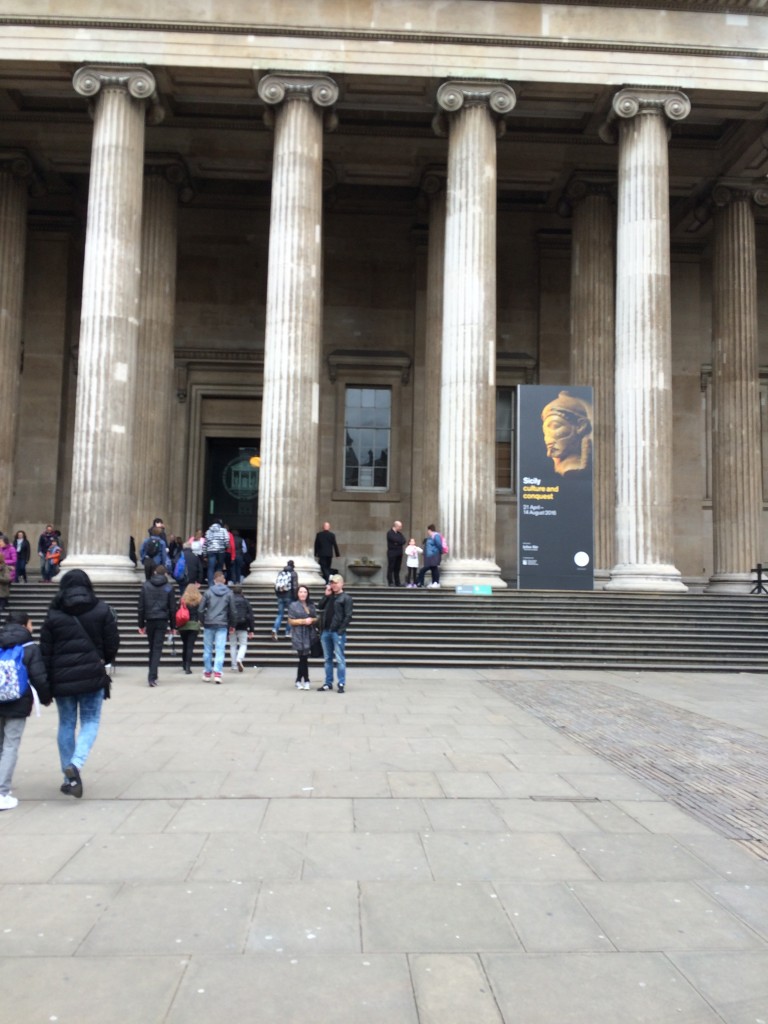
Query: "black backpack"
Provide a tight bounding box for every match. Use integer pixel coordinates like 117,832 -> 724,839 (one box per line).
145,537 -> 160,559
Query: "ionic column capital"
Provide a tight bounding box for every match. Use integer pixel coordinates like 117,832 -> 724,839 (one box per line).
420,166 -> 447,197
432,80 -> 516,138
0,150 -> 33,181
712,180 -> 768,209
72,65 -> 163,123
557,173 -> 615,217
144,155 -> 195,203
600,87 -> 690,143
258,72 -> 339,131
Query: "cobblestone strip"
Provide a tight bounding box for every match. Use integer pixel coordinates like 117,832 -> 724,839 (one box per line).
486,677 -> 768,860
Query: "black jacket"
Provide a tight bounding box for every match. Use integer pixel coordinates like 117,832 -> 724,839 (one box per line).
138,575 -> 177,628
0,622 -> 51,717
317,590 -> 354,633
40,585 -> 120,698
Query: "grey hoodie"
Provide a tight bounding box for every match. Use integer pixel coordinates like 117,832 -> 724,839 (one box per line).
199,582 -> 236,629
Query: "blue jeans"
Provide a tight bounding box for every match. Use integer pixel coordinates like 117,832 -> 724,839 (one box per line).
273,594 -> 292,636
207,551 -> 224,585
203,626 -> 228,674
56,690 -> 104,776
321,630 -> 347,688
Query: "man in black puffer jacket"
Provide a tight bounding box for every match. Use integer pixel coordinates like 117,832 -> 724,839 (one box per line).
138,564 -> 177,687
40,569 -> 119,799
0,609 -> 51,810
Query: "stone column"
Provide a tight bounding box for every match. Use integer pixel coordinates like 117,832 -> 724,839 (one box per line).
132,161 -> 188,554
433,81 -> 515,589
603,88 -> 690,593
706,183 -> 766,592
0,154 -> 30,534
565,178 -> 616,578
64,66 -> 157,582
247,73 -> 338,585
414,169 -> 446,536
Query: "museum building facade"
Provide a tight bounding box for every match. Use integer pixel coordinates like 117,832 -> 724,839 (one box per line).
1,1 -> 767,590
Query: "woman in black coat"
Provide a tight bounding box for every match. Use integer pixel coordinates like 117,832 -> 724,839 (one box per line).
40,569 -> 119,799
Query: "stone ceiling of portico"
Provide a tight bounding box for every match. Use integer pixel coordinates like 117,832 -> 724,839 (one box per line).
1,61 -> 768,235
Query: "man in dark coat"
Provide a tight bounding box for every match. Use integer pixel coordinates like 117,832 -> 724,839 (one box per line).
138,564 -> 177,687
313,522 -> 340,583
386,520 -> 406,587
0,609 -> 51,810
40,569 -> 119,799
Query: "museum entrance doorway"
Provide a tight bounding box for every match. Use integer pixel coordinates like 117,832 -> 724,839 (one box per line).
203,436 -> 259,551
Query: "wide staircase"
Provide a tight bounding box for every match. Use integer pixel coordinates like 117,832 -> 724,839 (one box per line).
8,582 -> 767,673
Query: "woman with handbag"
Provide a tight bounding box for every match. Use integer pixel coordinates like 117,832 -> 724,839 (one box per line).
176,582 -> 202,675
287,585 -> 318,690
40,569 -> 119,799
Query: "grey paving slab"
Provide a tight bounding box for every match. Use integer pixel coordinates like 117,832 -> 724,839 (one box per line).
53,832 -> 206,883
482,951 -> 724,1024
493,881 -> 614,953
246,880 -> 361,953
388,771 -> 444,797
571,880 -> 766,951
491,798 -> 601,833
260,797 -> 354,832
409,954 -> 504,1024
489,771 -> 583,798
677,835 -> 768,882
220,769 -> 314,797
669,951 -> 768,1024
310,770 -> 391,798
697,880 -> 768,941
361,880 -> 522,952
577,800 -> 653,834
422,832 -> 597,882
0,833 -> 92,882
353,798 -> 431,832
118,799 -> 184,833
165,798 -> 268,833
614,799 -> 718,835
78,881 -> 258,956
303,832 -> 432,880
436,771 -> 504,798
565,833 -> 723,882
0,798 -> 137,834
561,772 -> 664,800
165,954 -> 419,1024
0,884 -> 119,956
119,770 -> 230,800
189,831 -> 306,882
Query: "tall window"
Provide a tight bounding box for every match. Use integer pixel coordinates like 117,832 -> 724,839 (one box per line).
344,386 -> 391,489
496,387 -> 516,491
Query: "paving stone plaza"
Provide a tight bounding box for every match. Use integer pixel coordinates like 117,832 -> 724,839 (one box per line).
0,664 -> 766,1023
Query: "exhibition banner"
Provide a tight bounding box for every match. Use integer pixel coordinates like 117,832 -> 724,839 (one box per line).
517,385 -> 594,590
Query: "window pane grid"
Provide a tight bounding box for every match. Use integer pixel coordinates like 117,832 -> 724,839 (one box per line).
344,386 -> 391,490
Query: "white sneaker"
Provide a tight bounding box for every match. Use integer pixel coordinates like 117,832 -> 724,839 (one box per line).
0,793 -> 18,810
295,681 -> 302,689
302,682 -> 311,690
428,582 -> 441,588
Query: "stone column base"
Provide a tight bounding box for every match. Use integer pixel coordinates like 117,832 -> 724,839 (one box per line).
246,556 -> 325,588
605,563 -> 688,593
705,572 -> 759,594
438,559 -> 508,590
57,554 -> 140,585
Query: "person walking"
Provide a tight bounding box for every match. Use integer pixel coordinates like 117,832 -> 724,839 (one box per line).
138,564 -> 177,687
13,531 -> 30,583
40,569 -> 119,799
386,520 -> 406,587
229,583 -> 254,673
176,582 -> 202,675
316,573 -> 354,693
313,522 -> 340,583
0,609 -> 51,810
287,584 -> 318,690
199,570 -> 236,684
272,559 -> 298,640
204,518 -> 229,586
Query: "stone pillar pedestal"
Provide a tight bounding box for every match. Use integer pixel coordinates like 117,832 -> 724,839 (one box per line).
706,184 -> 766,593
603,89 -> 690,593
247,74 -> 338,587
433,82 -> 515,589
63,66 -> 157,583
132,162 -> 186,554
566,179 -> 616,581
0,154 -> 30,533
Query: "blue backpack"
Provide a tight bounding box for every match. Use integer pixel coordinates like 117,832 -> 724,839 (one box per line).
173,552 -> 187,581
0,644 -> 31,702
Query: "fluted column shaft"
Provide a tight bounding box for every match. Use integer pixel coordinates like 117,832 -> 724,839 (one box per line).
65,66 -> 155,581
606,89 -> 689,592
248,74 -> 338,585
435,82 -> 515,588
569,185 -> 615,575
0,158 -> 29,533
707,186 -> 763,592
132,168 -> 180,551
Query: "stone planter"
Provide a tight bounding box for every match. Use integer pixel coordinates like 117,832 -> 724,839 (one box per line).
347,562 -> 382,581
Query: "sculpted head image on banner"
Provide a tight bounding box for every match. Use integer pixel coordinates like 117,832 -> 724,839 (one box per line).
517,385 -> 594,591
